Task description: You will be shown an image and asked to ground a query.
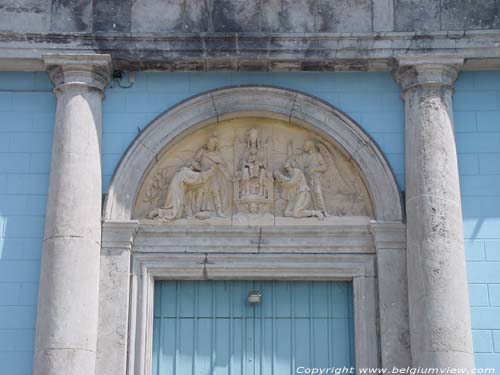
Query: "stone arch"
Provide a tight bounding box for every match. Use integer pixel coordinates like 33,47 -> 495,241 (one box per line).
103,86 -> 402,222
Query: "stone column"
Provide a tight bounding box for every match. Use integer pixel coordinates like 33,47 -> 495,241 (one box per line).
34,54 -> 111,375
394,55 -> 474,368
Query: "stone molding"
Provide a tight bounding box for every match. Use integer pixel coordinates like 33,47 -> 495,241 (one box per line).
132,222 -> 376,254
1,31 -> 500,71
394,54 -> 464,94
96,220 -> 410,374
101,220 -> 140,250
370,222 -> 410,368
43,53 -> 112,93
370,221 -> 406,250
97,86 -> 408,375
127,252 -> 379,375
103,86 -> 403,222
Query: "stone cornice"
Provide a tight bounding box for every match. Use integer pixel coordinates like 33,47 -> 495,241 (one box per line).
43,53 -> 112,92
370,221 -> 406,250
0,31 -> 499,72
393,54 -> 464,93
101,220 -> 140,250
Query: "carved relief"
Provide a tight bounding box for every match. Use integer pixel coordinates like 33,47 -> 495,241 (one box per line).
274,158 -> 324,220
135,117 -> 373,225
234,128 -> 273,215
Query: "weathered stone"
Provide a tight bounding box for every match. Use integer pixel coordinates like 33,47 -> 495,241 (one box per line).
353,276 -> 379,369
93,0 -> 132,33
260,0 -> 283,32
1,32 -> 500,72
33,54 -> 111,375
371,222 -> 411,368
131,0 -> 190,33
280,0 -> 315,33
135,118 -> 373,223
316,0 -> 372,33
0,0 -> 51,33
50,0 -> 92,32
373,0 -> 395,32
96,221 -> 139,375
395,0 -> 441,31
212,0 -> 261,32
103,87 -> 402,222
441,0 -> 500,31
394,55 -> 474,369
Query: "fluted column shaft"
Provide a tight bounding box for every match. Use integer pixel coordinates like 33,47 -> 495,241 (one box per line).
395,55 -> 474,369
33,54 -> 111,375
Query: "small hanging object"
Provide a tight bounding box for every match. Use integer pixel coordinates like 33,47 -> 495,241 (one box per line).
247,290 -> 262,305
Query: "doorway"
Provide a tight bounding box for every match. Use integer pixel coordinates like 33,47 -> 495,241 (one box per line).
152,280 -> 354,375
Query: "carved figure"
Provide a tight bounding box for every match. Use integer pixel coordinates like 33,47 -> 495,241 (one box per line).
240,128 -> 267,196
301,141 -> 329,216
194,135 -> 230,218
135,120 -> 375,222
147,160 -> 214,220
274,159 -> 324,220
233,128 -> 273,215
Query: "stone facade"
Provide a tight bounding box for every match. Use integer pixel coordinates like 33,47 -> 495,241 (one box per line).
0,1 -> 499,374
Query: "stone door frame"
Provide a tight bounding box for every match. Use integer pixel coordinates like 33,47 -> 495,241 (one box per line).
130,249 -> 377,375
97,87 -> 409,375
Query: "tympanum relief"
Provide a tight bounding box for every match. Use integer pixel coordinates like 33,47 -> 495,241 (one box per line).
136,117 -> 373,225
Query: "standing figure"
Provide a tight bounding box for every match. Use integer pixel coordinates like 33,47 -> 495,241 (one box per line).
195,135 -> 230,218
274,159 -> 324,220
301,140 -> 329,217
240,128 -> 267,196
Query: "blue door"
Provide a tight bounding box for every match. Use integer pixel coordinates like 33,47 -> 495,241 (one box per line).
153,281 -> 354,375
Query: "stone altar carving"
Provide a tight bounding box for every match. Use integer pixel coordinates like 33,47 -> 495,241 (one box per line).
233,128 -> 273,215
135,117 -> 373,225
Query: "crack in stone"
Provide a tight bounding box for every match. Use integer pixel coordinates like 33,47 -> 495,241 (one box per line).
44,235 -> 85,240
209,93 -> 219,123
288,93 -> 298,123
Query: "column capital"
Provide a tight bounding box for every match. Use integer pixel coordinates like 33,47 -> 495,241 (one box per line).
394,54 -> 464,93
43,53 -> 112,93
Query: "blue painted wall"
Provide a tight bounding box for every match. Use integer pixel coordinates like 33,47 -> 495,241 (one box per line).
0,70 -> 499,374
0,72 -> 54,375
455,71 -> 500,368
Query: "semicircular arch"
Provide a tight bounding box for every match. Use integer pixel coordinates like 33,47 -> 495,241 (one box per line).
103,86 -> 402,222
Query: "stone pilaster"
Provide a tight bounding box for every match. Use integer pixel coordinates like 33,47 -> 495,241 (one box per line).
96,221 -> 139,375
371,222 -> 410,369
394,55 -> 474,368
34,54 -> 111,375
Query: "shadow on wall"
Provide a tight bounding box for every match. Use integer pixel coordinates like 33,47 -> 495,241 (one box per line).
454,71 -> 500,369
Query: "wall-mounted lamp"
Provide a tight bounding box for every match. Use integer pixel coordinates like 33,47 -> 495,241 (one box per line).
247,290 -> 262,305
112,70 -> 136,89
